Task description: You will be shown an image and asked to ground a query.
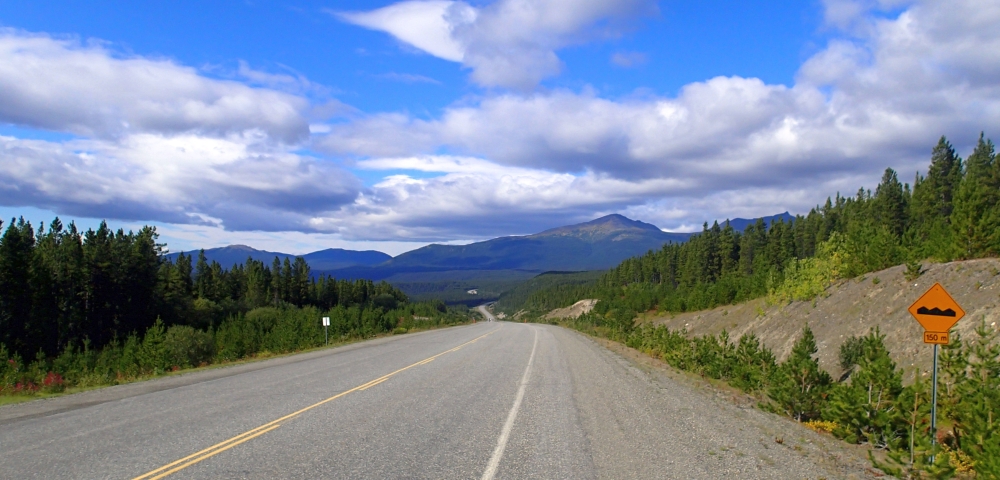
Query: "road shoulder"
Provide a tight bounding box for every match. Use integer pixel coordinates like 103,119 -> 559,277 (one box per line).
550,325 -> 883,479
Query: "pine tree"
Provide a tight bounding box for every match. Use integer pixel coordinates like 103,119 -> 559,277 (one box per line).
768,325 -> 831,421
952,133 -> 999,258
0,218 -> 37,358
875,168 -> 907,238
823,328 -> 903,447
194,250 -> 210,299
950,321 -> 1000,476
872,372 -> 955,479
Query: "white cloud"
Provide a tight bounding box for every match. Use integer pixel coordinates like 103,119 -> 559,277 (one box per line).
315,0 -> 1000,239
337,0 -> 656,89
337,1 -> 473,62
318,158 -> 685,240
0,30 -> 310,142
0,132 -> 360,232
0,29 -> 365,235
6,0 -> 1000,245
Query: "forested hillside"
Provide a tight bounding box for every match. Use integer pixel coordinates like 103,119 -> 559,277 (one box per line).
515,134 -> 999,318
535,133 -> 1000,477
0,222 -> 465,397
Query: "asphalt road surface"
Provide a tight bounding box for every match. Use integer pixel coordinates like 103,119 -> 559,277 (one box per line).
0,323 -> 870,479
475,304 -> 496,322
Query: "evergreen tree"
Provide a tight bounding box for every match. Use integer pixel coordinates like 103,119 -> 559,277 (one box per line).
194,250 -> 210,299
907,138 -> 962,260
872,372 -> 955,479
768,325 -> 831,422
823,328 -> 904,447
875,168 -> 907,238
0,218 -> 36,357
952,133 -> 999,258
950,322 -> 1000,476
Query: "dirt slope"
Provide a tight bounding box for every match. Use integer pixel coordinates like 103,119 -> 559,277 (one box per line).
544,299 -> 598,320
645,258 -> 1000,379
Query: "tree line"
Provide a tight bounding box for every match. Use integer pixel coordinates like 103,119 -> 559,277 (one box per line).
0,220 -> 466,395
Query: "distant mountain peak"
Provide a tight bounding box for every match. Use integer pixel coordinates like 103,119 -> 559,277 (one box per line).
226,244 -> 257,251
532,214 -> 664,239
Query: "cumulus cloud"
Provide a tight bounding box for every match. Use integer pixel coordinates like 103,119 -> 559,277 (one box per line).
337,0 -> 657,89
307,0 -> 1000,239
6,0 -> 1000,243
0,29 -> 358,233
337,1 -> 472,62
315,155 -> 683,240
0,30 -> 310,142
0,134 -> 361,231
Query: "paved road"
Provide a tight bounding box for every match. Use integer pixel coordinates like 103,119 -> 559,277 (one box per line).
0,323 -> 870,479
475,304 -> 496,322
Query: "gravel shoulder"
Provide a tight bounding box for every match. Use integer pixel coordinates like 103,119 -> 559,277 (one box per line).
551,325 -> 883,479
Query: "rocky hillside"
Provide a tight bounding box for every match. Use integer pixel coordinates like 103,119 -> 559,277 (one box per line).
644,258 -> 1000,379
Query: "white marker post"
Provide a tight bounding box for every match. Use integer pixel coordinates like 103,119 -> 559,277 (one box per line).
322,316 -> 330,345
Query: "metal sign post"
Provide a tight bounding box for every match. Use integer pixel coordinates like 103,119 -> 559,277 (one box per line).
322,316 -> 330,345
907,282 -> 965,463
930,343 -> 939,460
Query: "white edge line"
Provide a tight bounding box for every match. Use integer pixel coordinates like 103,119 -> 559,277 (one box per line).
481,326 -> 539,480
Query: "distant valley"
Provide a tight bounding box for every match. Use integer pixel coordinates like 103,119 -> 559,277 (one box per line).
168,212 -> 793,305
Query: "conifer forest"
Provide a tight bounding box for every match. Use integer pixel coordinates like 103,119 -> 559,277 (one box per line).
0,220 -> 465,396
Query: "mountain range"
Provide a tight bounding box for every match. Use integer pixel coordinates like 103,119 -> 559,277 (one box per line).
168,211 -> 794,283
165,245 -> 391,270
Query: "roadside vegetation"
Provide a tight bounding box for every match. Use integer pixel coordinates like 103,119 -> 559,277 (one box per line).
0,224 -> 469,402
493,270 -> 603,317
520,133 -> 1000,478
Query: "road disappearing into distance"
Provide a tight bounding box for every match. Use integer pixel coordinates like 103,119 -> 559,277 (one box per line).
1,323 -> 868,479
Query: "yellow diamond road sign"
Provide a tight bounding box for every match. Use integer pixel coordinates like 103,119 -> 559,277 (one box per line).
908,282 -> 964,344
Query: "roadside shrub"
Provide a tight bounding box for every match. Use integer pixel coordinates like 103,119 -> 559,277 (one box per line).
137,319 -> 169,374
164,325 -> 215,368
767,326 -> 831,422
823,328 -> 903,447
838,335 -> 865,372
904,260 -> 924,281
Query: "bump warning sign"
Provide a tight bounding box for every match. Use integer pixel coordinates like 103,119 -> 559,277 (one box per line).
908,282 -> 965,344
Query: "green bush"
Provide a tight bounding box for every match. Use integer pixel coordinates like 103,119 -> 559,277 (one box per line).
823,328 -> 903,447
164,325 -> 215,368
767,326 -> 831,422
838,335 -> 865,372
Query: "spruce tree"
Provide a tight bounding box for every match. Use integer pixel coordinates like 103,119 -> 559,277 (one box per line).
0,218 -> 37,358
194,250 -> 209,299
952,133 -> 999,258
823,328 -> 903,447
768,325 -> 831,421
951,321 -> 1000,476
872,372 -> 955,478
875,168 -> 907,238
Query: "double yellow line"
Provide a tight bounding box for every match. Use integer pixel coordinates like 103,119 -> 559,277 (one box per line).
133,328 -> 498,480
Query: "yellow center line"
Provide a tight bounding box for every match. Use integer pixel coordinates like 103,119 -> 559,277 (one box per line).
132,328 -> 499,480
146,424 -> 282,480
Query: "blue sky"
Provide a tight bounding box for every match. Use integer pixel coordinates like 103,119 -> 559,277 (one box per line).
1,0 -> 998,255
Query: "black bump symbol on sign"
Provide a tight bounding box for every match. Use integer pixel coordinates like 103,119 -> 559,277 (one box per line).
917,307 -> 957,317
